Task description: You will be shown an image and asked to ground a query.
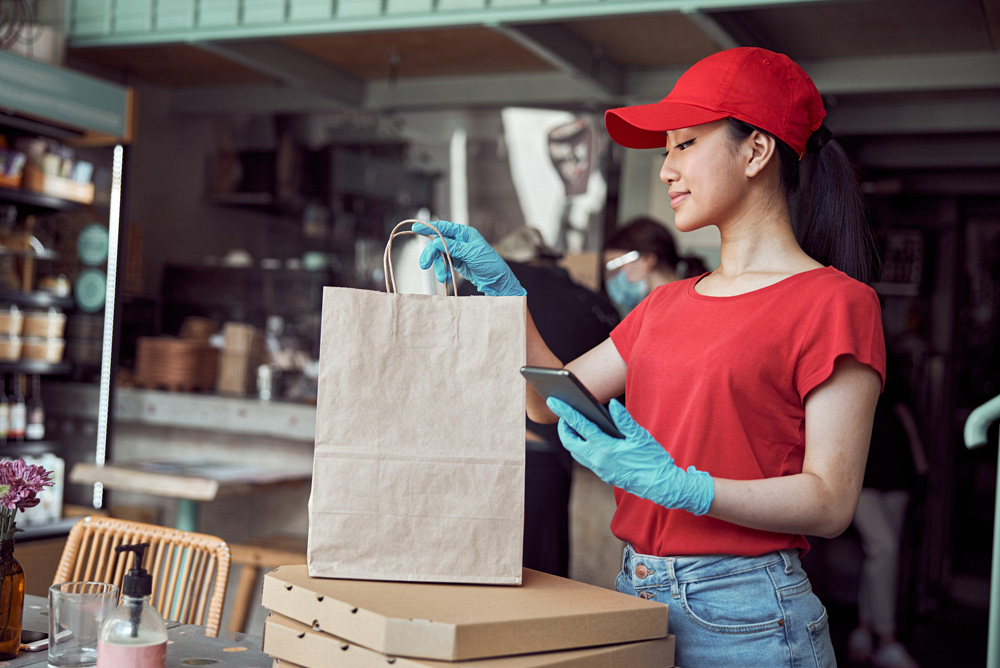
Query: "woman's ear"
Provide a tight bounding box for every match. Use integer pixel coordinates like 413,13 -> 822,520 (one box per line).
745,131 -> 777,178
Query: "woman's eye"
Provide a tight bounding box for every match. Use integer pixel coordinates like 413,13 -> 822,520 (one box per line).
663,139 -> 695,157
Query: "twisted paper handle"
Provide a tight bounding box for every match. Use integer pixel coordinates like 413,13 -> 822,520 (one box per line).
383,219 -> 458,296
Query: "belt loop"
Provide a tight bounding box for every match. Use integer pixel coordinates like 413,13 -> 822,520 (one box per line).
665,559 -> 679,598
780,549 -> 794,575
622,544 -> 632,577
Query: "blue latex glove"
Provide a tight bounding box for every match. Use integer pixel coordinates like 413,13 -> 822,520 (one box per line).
547,397 -> 714,515
413,220 -> 526,297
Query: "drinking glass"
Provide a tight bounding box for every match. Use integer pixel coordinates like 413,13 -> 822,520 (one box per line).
48,582 -> 119,667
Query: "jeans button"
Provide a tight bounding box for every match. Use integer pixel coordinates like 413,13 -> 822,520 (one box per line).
635,563 -> 649,579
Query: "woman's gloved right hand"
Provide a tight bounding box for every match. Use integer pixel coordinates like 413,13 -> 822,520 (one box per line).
546,397 -> 715,516
413,220 -> 526,297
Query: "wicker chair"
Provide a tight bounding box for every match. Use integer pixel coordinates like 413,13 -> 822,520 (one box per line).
53,516 -> 232,637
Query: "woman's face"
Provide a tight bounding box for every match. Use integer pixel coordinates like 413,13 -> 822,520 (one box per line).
658,119 -> 749,233
603,249 -> 647,283
603,249 -> 653,314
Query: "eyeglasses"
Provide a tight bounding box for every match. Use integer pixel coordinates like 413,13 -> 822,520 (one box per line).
605,250 -> 641,273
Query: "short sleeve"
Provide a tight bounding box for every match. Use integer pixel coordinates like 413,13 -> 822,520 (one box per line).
796,281 -> 886,400
609,289 -> 654,364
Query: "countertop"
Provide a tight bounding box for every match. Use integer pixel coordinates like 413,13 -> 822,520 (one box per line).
46,381 -> 316,442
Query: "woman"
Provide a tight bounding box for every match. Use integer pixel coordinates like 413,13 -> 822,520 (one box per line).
603,216 -> 708,315
416,47 -> 885,667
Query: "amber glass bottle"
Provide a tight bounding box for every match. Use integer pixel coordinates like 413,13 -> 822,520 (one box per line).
0,538 -> 24,659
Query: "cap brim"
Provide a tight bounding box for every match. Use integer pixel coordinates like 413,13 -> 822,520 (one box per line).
605,101 -> 728,149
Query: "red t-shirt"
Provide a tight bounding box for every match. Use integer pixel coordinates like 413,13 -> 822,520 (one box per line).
609,267 -> 886,557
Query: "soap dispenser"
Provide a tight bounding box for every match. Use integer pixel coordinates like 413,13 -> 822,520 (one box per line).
97,542 -> 168,668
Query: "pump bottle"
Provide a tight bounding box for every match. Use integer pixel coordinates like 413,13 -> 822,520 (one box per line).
97,542 -> 168,668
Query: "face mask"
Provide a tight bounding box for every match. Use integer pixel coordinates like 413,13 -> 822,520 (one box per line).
606,270 -> 649,315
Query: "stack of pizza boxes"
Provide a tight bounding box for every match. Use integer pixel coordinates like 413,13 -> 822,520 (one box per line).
260,565 -> 676,668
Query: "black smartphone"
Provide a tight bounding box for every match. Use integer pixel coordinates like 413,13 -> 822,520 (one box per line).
520,366 -> 624,439
20,629 -> 49,652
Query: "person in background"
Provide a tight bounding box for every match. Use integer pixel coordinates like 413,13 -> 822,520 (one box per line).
847,354 -> 929,668
602,216 -> 708,315
459,225 -> 620,577
416,46 -> 884,667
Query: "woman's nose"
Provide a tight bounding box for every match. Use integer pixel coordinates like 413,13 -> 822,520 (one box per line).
659,156 -> 678,185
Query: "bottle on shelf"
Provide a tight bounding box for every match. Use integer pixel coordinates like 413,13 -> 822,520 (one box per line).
0,375 -> 8,447
8,374 -> 25,444
25,374 -> 44,441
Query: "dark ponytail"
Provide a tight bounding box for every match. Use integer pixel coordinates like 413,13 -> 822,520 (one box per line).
726,119 -> 879,284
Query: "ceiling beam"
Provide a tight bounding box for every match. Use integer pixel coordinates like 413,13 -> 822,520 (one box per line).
170,53 -> 1000,121
805,52 -> 1000,95
854,134 -> 1000,170
366,71 -> 610,110
827,94 -> 1000,136
681,9 -> 755,50
67,0 -> 842,47
170,83 -> 346,115
488,23 -> 624,97
170,71 -> 611,116
626,52 -> 1000,102
192,41 -> 365,107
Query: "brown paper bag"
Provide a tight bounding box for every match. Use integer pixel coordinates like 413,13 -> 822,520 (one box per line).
308,220 -> 526,585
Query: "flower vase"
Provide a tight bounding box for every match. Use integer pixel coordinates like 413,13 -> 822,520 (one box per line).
0,537 -> 24,660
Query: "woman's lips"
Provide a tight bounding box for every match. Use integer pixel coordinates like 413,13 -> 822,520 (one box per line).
669,192 -> 689,208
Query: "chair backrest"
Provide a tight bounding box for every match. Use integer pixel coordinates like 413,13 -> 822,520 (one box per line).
53,516 -> 232,637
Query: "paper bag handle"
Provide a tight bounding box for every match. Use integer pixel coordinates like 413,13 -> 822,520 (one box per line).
383,220 -> 459,296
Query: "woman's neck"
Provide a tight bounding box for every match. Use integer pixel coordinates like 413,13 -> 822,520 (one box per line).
717,185 -> 810,268
703,195 -> 821,294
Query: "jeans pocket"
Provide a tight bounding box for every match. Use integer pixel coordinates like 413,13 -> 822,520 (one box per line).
680,569 -> 785,634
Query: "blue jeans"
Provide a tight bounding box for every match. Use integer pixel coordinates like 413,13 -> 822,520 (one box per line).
616,544 -> 836,668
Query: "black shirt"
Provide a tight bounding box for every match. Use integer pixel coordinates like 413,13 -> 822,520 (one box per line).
459,261 -> 620,447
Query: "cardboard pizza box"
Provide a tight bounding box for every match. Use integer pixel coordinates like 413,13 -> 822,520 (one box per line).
264,613 -> 676,668
262,565 -> 669,661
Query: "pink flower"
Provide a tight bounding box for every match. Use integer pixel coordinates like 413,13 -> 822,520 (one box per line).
17,492 -> 40,511
8,459 -> 53,493
0,458 -> 54,520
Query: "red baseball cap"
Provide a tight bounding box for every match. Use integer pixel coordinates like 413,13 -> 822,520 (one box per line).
605,47 -> 825,159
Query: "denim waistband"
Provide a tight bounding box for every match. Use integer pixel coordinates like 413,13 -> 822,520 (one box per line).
621,543 -> 797,586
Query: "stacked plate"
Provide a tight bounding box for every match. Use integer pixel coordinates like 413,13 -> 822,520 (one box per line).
134,336 -> 219,392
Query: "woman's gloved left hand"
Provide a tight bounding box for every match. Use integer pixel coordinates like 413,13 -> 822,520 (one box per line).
547,397 -> 714,515
412,220 -> 525,297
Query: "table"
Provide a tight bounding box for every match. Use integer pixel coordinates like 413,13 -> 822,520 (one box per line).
13,595 -> 271,667
70,459 -> 311,532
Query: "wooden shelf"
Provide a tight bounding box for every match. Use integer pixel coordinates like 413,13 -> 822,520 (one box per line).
0,289 -> 75,310
2,439 -> 64,457
0,185 -> 81,212
23,166 -> 95,205
0,248 -> 59,261
0,359 -> 72,375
